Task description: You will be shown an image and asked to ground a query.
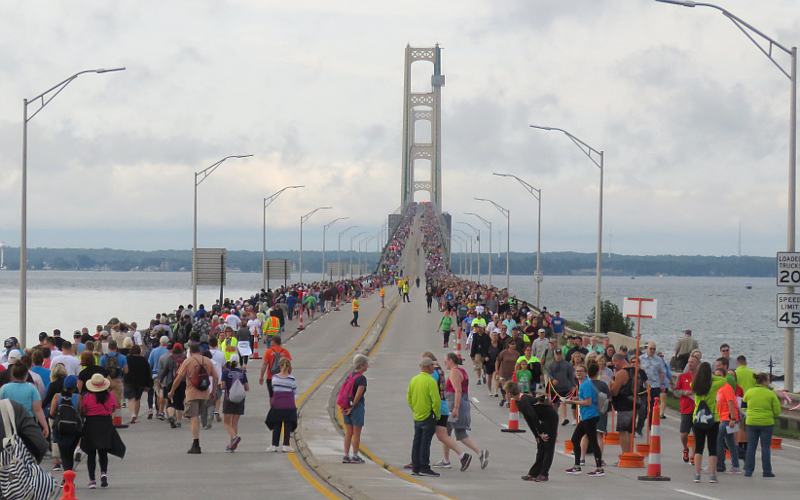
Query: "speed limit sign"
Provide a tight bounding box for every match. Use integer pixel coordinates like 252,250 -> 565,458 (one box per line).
777,252 -> 800,287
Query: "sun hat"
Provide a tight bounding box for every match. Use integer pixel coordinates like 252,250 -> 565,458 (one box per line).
86,373 -> 111,393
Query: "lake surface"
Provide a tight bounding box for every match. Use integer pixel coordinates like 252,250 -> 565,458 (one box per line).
0,271 -> 796,387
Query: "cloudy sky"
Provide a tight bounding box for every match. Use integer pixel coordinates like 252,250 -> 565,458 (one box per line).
0,0 -> 798,256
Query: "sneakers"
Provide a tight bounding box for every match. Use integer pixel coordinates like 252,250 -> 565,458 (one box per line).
479,449 -> 489,470
499,400 -> 505,407
561,419 -> 570,426
587,468 -> 605,477
534,475 -> 549,482
342,455 -> 352,464
147,411 -> 154,420
230,435 -> 242,451
157,412 -> 166,421
73,450 -> 82,465
418,469 -> 440,477
100,474 -> 108,488
281,446 -> 294,453
709,475 -> 718,484
459,453 -> 472,472
266,445 -> 279,452
350,455 -> 365,464
565,466 -> 582,475
215,412 -> 222,423
694,474 -> 701,483
168,416 -> 177,429
432,460 -> 452,469
579,459 -> 586,467
477,379 -> 482,386
187,442 -> 202,454
727,467 -> 741,474
52,464 -> 63,472
88,481 -> 97,489
763,472 -> 776,478
682,448 -> 689,463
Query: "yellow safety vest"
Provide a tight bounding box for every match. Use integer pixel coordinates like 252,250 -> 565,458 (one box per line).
262,316 -> 280,336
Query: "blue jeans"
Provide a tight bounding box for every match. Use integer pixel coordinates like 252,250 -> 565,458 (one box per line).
717,420 -> 740,469
411,416 -> 436,472
745,425 -> 773,476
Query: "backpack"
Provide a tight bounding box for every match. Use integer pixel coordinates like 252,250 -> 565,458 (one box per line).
227,372 -> 246,404
336,371 -> 360,410
592,380 -> 610,415
105,353 -> 120,379
189,358 -> 211,391
0,400 -> 59,500
693,399 -> 714,430
269,350 -> 283,376
54,396 -> 83,436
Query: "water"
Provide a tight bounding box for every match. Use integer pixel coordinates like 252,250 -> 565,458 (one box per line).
1,270 -> 796,387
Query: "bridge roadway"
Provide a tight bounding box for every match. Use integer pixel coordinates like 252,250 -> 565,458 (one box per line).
86,220 -> 800,500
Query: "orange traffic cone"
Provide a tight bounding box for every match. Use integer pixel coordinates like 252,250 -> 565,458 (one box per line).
113,412 -> 128,429
771,437 -> 783,450
564,438 -> 574,453
638,399 -> 670,481
604,411 -> 620,445
61,470 -> 77,500
251,336 -> 261,360
501,398 -> 526,433
455,327 -> 462,355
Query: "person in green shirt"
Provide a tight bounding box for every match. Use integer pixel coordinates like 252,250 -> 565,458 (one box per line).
516,360 -> 533,394
735,356 -> 757,395
407,358 -> 441,476
439,314 -> 454,349
742,373 -> 781,478
691,362 -> 726,484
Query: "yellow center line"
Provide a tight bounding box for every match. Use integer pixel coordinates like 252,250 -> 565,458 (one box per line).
286,452 -> 342,500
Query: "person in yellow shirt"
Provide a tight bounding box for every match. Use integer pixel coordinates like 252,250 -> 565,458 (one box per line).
220,326 -> 239,362
350,297 -> 360,327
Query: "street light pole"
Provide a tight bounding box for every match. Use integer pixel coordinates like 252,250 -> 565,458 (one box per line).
322,217 -> 349,282
475,198 -> 511,292
493,173 -> 543,308
338,226 -> 358,281
263,185 -> 304,290
656,0 -> 797,389
349,232 -> 367,280
193,154 -> 253,307
458,221 -> 481,283
299,206 -> 332,286
455,229 -> 474,280
530,125 -> 603,333
465,213 -> 492,286
19,67 -> 125,348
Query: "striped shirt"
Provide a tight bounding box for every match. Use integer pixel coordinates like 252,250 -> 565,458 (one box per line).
270,374 -> 297,410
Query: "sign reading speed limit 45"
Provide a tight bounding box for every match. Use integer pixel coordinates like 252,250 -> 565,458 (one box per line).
777,293 -> 800,327
777,252 -> 800,286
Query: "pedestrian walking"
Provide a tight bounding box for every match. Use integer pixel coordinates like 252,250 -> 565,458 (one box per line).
340,354 -> 369,464
742,373 -> 781,478
715,368 -> 741,473
564,363 -> 605,477
438,312 -> 454,349
407,357 -> 441,477
350,297 -> 360,327
123,345 -> 151,425
169,343 -> 218,454
442,352 -> 488,469
265,358 -> 297,452
221,354 -> 248,453
49,375 -> 81,477
691,361 -> 726,484
80,373 -> 126,489
259,336 -> 292,398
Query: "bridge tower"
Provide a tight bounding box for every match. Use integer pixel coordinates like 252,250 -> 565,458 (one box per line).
400,44 -> 444,209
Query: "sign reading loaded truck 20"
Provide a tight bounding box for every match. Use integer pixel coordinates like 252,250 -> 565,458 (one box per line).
777,252 -> 800,286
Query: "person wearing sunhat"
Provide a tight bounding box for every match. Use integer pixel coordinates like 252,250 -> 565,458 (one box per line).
80,373 -> 126,489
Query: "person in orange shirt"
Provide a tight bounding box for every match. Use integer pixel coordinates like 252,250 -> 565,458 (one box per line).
715,368 -> 741,473
379,287 -> 385,309
259,337 -> 292,398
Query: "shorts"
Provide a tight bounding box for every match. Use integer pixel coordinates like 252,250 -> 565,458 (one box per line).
680,414 -> 694,434
343,403 -> 365,427
124,384 -> 145,401
446,422 -> 468,441
616,410 -> 633,433
222,399 -> 245,416
472,354 -> 484,368
185,399 -> 210,419
597,412 -> 608,433
165,386 -> 185,411
436,415 -> 449,428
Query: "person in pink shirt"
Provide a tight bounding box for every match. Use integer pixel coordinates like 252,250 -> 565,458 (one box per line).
80,374 -> 126,489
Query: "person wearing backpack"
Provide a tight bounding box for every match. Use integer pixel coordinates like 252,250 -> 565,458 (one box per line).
169,343 -> 218,455
221,354 -> 248,453
691,361 -> 726,484
49,375 -> 81,476
99,340 -> 128,427
339,354 -> 369,464
581,360 -> 611,467
564,362 -> 604,477
259,336 -> 292,398
160,343 -> 186,429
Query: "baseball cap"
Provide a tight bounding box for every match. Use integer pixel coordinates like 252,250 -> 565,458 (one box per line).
63,375 -> 78,390
7,350 -> 23,364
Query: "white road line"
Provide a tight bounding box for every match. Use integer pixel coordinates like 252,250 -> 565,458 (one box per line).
781,441 -> 800,450
673,489 -> 721,500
